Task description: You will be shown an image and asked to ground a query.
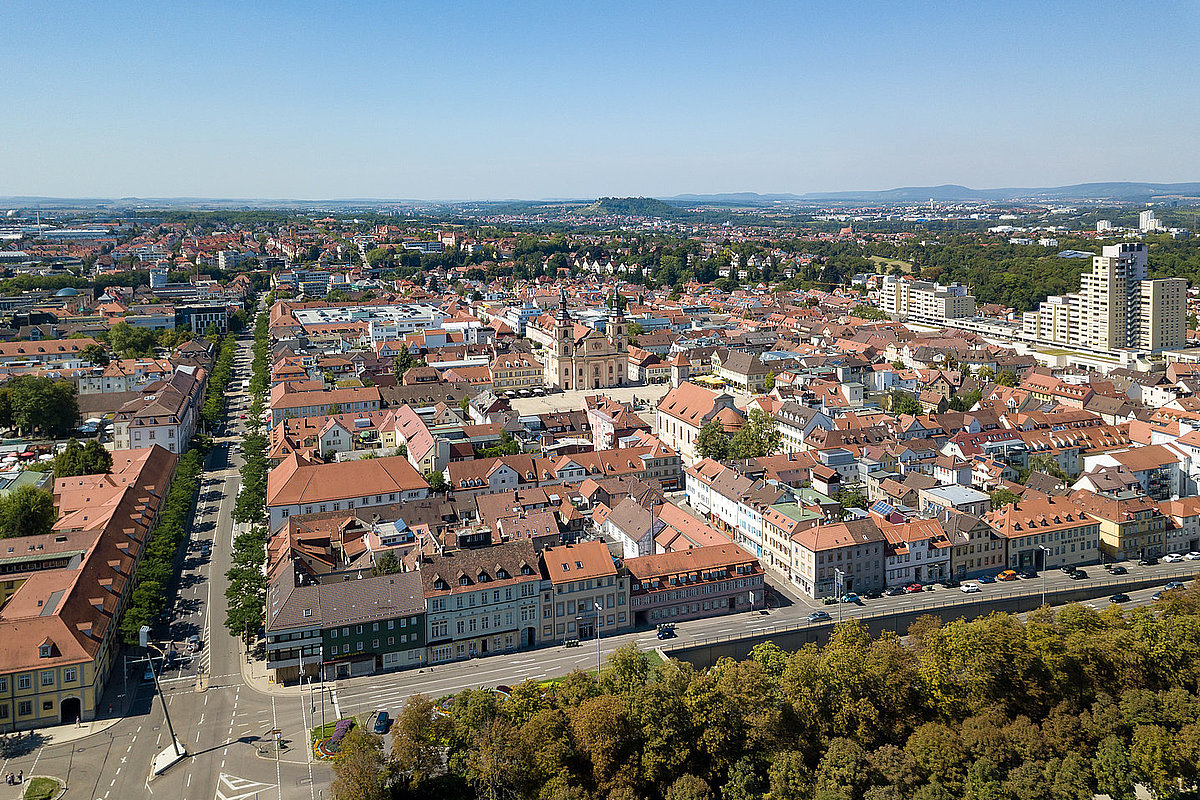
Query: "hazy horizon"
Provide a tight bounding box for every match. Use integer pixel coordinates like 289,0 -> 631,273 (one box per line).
3,1 -> 1198,200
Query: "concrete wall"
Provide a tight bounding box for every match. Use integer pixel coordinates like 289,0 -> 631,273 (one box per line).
663,568 -> 1200,670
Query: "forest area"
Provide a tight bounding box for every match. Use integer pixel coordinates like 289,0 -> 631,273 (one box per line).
331,587 -> 1200,800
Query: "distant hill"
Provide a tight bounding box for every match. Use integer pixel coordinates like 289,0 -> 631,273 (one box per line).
670,182 -> 1200,205
571,197 -> 683,217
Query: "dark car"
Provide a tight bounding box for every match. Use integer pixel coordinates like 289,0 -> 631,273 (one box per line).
863,588 -> 883,600
373,711 -> 391,734
884,586 -> 905,596
977,574 -> 996,584
1018,569 -> 1037,580
1165,581 -> 1186,591
1152,590 -> 1165,601
1060,566 -> 1075,575
807,611 -> 831,623
1070,569 -> 1088,579
1110,566 -> 1128,575
656,624 -> 676,640
1138,557 -> 1158,566
939,578 -> 961,588
1109,593 -> 1130,604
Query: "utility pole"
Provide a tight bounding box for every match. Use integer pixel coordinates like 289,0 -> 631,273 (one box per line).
594,601 -> 602,676
1039,546 -> 1051,607
141,626 -> 185,757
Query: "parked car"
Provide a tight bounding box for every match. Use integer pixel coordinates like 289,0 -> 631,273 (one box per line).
863,588 -> 883,600
1186,552 -> 1200,561
806,611 -> 831,623
1109,593 -> 1130,604
884,586 -> 905,596
904,584 -> 924,594
1163,553 -> 1185,563
1018,569 -> 1037,580
822,596 -> 839,606
1110,566 -> 1128,575
977,574 -> 996,584
1138,557 -> 1158,566
186,634 -> 201,652
960,583 -> 981,594
997,570 -> 1019,582
840,593 -> 860,604
1070,569 -> 1089,579
373,711 -> 391,734
939,578 -> 961,588
143,665 -> 155,682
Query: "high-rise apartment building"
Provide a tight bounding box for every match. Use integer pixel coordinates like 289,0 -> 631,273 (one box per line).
1021,243 -> 1185,353
879,276 -> 976,325
1139,209 -> 1163,233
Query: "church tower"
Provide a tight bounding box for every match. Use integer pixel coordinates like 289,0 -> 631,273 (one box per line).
555,287 -> 574,389
607,285 -> 626,352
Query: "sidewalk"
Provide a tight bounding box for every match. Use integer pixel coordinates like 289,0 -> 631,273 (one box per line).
237,639 -> 310,698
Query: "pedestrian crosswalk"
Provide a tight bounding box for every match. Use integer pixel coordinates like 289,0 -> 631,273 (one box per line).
215,772 -> 276,800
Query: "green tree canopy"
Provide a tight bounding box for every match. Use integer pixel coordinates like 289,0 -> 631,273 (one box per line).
53,438 -> 113,478
729,409 -> 780,460
0,485 -> 56,539
0,376 -> 79,438
695,420 -> 731,461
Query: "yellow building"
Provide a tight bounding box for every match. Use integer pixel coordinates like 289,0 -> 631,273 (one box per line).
0,446 -> 176,729
489,353 -> 543,392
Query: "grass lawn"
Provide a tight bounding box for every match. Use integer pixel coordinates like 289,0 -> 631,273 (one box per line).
868,255 -> 914,273
24,777 -> 60,800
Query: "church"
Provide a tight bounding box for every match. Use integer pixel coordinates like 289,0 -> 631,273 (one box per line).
543,288 -> 628,391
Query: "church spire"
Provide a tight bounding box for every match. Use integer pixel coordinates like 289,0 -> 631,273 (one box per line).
557,286 -> 569,321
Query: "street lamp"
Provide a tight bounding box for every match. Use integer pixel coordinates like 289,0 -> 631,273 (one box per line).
1039,546 -> 1052,607
576,601 -> 603,677
834,568 -> 845,622
140,626 -> 185,758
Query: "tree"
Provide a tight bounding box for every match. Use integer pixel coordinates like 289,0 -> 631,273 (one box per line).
1027,454 -> 1069,481
995,370 -> 1017,387
695,420 -> 731,460
627,321 -> 644,344
371,551 -> 400,576
391,695 -> 451,791
108,321 -> 157,357
330,727 -> 389,800
425,470 -> 448,494
889,390 -> 921,416
0,376 -> 79,437
81,343 -> 110,366
665,775 -> 713,800
0,485 -> 56,539
1092,735 -> 1134,800
977,366 -> 995,381
990,488 -> 1019,509
836,485 -> 868,511
53,438 -> 112,478
764,371 -> 776,391
729,408 -> 780,459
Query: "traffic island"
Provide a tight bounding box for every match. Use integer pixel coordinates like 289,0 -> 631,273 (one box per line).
150,741 -> 187,777
21,777 -> 63,800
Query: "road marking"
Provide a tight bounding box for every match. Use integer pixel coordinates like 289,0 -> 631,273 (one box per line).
215,773 -> 276,800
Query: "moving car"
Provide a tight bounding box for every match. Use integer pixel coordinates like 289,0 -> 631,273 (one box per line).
1165,581 -> 1186,591
806,611 -> 831,623
656,623 -> 676,640
1109,593 -> 1130,604
960,583 -> 981,594
373,711 -> 391,734
840,593 -> 860,604
1070,569 -> 1088,579
1153,590 -> 1165,601
1138,557 -> 1158,566
1163,553 -> 1185,563
1110,566 -> 1128,575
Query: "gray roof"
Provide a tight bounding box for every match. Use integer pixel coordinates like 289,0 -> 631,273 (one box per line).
267,569 -> 424,633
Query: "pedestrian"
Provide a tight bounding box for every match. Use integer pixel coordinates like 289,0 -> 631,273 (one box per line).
108,703 -> 113,715
16,770 -> 21,783
6,772 -> 12,785
76,715 -> 81,727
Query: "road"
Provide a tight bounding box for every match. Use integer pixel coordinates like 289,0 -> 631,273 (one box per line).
0,331 -> 334,800
334,557 -> 1200,719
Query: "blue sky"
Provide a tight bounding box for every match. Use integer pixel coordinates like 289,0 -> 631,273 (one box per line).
2,1 -> 1198,200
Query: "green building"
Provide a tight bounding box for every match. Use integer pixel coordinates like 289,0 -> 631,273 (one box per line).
265,568 -> 425,683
